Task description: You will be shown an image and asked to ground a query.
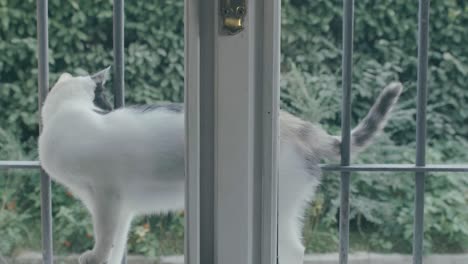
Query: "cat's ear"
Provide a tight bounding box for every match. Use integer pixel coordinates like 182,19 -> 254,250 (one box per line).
57,73 -> 72,83
91,66 -> 111,86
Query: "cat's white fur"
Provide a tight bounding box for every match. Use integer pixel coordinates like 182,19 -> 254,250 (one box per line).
39,69 -> 402,264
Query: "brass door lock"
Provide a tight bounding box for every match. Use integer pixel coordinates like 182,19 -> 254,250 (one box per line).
221,0 -> 246,35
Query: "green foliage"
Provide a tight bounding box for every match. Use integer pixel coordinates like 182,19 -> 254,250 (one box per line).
128,213 -> 184,257
0,0 -> 467,257
0,128 -> 40,255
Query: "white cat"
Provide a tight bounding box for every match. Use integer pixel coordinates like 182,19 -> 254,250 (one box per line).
38,67 -> 402,264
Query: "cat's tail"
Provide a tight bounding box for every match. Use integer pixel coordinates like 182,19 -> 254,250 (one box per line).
330,82 -> 403,159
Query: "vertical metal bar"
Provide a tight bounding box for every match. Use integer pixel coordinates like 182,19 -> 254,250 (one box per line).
339,0 -> 354,263
413,0 -> 430,263
199,1 -> 215,263
184,0 -> 201,263
113,1 -> 126,262
113,0 -> 125,108
37,0 -> 53,263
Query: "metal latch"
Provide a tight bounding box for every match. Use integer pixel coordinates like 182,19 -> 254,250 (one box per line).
221,0 -> 246,35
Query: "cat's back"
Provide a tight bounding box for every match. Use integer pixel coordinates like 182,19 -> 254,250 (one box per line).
101,104 -> 185,154
39,103 -> 185,186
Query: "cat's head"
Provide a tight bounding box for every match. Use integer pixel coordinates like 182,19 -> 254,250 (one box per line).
50,67 -> 111,102
42,67 -> 111,124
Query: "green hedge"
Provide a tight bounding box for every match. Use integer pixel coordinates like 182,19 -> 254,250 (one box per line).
1,0 -> 467,256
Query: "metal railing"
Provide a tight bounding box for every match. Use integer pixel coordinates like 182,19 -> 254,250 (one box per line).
327,0 -> 465,263
36,1 -> 52,263
1,0 -> 468,263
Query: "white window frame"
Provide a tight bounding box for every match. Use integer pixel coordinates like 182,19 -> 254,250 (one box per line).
184,0 -> 281,263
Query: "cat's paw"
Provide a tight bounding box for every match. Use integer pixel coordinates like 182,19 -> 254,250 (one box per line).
79,250 -> 108,264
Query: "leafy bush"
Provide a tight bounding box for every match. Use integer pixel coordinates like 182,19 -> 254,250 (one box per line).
0,0 -> 467,257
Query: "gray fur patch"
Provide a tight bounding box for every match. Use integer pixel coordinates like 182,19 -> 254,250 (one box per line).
352,83 -> 401,147
93,83 -> 113,112
298,123 -> 314,142
128,103 -> 184,113
93,103 -> 184,115
93,109 -> 110,115
331,137 -> 341,157
91,67 -> 111,85
305,152 -> 321,178
353,119 -> 379,147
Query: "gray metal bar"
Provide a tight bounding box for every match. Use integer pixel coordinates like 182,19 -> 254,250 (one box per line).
0,161 -> 41,169
321,164 -> 468,173
339,0 -> 354,263
113,1 -> 126,263
36,0 -> 53,263
413,0 -> 430,263
3,161 -> 468,173
415,3 -> 430,168
113,0 -> 125,108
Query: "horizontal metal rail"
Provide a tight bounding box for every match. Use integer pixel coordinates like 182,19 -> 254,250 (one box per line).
321,164 -> 468,173
2,161 -> 468,173
0,161 -> 41,169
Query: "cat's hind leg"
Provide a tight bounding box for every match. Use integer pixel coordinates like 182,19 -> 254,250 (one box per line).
278,157 -> 312,264
278,181 -> 306,264
79,190 -> 129,264
278,204 -> 305,264
107,216 -> 133,264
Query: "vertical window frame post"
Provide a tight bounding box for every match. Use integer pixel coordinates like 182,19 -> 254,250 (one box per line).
184,0 -> 280,263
